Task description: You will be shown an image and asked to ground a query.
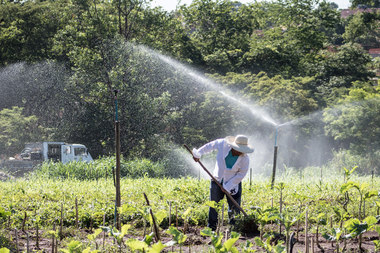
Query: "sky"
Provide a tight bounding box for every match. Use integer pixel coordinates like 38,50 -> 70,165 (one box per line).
151,0 -> 351,11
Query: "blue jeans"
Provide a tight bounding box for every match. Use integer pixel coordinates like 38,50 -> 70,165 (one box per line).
208,180 -> 242,230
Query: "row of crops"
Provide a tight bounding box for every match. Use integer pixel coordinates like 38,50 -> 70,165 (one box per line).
0,163 -> 379,252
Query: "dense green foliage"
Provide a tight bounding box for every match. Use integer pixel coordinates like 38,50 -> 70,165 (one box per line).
32,155 -> 195,180
0,0 -> 379,173
0,171 -> 379,251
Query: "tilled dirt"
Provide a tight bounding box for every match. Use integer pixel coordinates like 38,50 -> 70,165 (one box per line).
2,226 -> 378,252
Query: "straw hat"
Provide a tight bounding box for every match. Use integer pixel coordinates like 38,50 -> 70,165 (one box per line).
225,135 -> 254,153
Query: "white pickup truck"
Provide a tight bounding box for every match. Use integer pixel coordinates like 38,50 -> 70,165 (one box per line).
1,142 -> 93,175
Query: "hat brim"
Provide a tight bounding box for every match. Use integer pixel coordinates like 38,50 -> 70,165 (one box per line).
225,136 -> 254,153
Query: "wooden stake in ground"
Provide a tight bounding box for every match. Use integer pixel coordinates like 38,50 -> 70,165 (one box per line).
279,186 -> 283,235
305,209 -> 309,253
330,216 -> 333,248
221,203 -> 225,227
103,213 -> 106,249
114,90 -> 121,230
21,212 -> 27,232
60,203 -> 63,241
36,219 -> 40,250
25,231 -> 30,253
168,201 -> 172,227
310,235 -> 314,253
143,192 -> 160,242
15,228 -> 19,253
176,206 -> 178,228
115,120 -> 121,230
75,198 -> 79,228
271,145 -> 278,189
249,168 -> 252,190
51,223 -> 55,253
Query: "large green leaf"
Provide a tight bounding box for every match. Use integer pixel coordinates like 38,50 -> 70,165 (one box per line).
148,241 -> 166,253
126,239 -> 148,251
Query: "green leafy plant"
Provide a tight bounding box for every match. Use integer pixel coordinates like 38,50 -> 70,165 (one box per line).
126,233 -> 166,253
87,228 -> 102,249
254,234 -> 285,253
310,211 -> 327,251
344,216 -> 378,251
61,240 -> 83,253
343,166 -> 357,182
373,226 -> 380,251
101,224 -> 131,249
322,227 -> 346,253
0,207 -> 11,221
205,200 -> 225,233
240,241 -> 257,253
166,226 -> 187,252
278,210 -> 303,253
252,206 -> 279,239
201,227 -> 240,252
332,206 -> 350,229
340,181 -> 377,219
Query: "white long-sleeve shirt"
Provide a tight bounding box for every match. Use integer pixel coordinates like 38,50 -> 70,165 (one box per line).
193,138 -> 250,193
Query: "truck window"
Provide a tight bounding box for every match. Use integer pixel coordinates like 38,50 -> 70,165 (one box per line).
47,144 -> 62,162
65,147 -> 71,154
74,148 -> 86,156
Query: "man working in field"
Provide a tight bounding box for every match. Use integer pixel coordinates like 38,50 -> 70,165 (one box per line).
192,135 -> 254,231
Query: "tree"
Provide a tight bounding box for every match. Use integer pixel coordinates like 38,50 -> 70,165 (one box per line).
212,71 -> 318,120
303,43 -> 374,106
0,107 -> 48,156
343,11 -> 380,49
351,0 -> 380,8
242,0 -> 341,77
179,0 -> 257,73
323,82 -> 380,173
0,0 -> 65,65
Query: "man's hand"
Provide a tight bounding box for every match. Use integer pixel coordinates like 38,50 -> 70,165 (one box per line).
193,156 -> 200,162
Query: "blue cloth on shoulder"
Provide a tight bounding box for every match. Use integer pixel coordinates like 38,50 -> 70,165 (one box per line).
224,150 -> 238,169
